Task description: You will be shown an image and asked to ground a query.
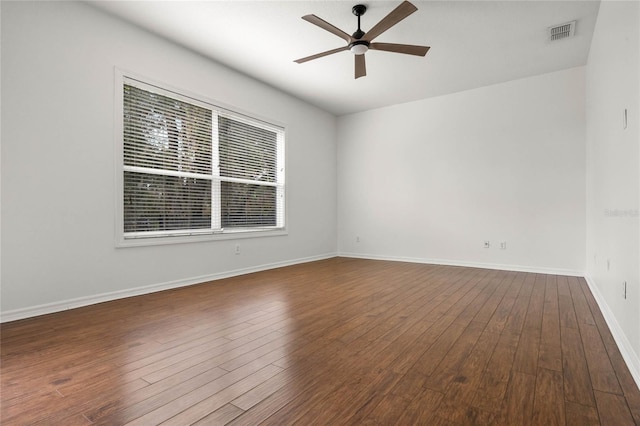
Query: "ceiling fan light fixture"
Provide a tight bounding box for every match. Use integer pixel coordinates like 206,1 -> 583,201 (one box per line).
349,40 -> 369,55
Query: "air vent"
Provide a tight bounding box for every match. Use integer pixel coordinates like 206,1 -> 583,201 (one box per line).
548,21 -> 576,41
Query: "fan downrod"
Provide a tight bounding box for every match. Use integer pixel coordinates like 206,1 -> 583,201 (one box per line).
351,4 -> 367,39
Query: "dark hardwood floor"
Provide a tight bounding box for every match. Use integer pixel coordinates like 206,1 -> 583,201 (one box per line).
1,257 -> 639,425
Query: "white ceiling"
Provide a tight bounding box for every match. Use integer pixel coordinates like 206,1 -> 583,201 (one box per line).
91,1 -> 600,116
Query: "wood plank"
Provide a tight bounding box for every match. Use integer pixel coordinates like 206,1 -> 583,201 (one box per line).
540,274 -> 561,347
565,401 -> 600,425
191,403 -> 244,426
230,369 -> 291,411
357,370 -> 428,424
471,329 -> 520,411
568,276 -> 596,327
561,326 -> 596,407
512,330 -> 540,375
503,272 -> 535,334
436,328 -> 501,422
424,320 -> 486,391
522,274 -> 546,333
484,272 -> 525,335
532,367 -> 565,425
579,324 -> 622,394
395,388 -> 444,424
538,343 -> 563,372
593,390 -> 636,426
557,276 -> 578,329
498,371 -> 536,425
454,405 -> 496,425
302,367 -> 400,424
538,275 -> 562,372
412,321 -> 468,377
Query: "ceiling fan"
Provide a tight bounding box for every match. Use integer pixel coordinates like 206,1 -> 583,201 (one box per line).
294,1 -> 430,79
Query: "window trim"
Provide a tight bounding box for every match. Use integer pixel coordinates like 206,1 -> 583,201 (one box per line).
114,69 -> 287,247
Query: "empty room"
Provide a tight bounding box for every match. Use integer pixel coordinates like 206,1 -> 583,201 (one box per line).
1,0 -> 639,424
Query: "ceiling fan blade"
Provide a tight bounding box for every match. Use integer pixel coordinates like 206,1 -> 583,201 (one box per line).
355,54 -> 366,79
369,42 -> 430,56
302,14 -> 353,43
363,1 -> 418,42
294,46 -> 349,64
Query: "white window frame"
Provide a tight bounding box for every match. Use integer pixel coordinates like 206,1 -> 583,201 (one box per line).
115,70 -> 287,247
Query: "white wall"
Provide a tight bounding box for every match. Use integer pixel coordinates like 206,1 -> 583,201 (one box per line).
338,67 -> 586,275
0,1 -> 337,319
585,0 -> 639,382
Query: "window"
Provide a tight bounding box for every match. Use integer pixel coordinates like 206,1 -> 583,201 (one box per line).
117,75 -> 285,245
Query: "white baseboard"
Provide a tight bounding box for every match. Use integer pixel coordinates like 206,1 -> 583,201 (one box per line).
0,253 -> 337,323
338,252 -> 584,277
584,275 -> 640,390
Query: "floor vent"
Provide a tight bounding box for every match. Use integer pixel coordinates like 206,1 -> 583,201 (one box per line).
548,20 -> 576,41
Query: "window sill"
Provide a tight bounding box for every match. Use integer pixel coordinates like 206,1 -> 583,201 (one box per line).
116,228 -> 287,248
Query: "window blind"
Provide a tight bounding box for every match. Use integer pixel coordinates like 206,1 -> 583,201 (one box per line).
121,77 -> 285,241
123,84 -> 213,235
217,115 -> 283,228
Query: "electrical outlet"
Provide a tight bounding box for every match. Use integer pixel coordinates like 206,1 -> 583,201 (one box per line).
484,241 -> 490,249
235,244 -> 240,255
500,241 -> 507,250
